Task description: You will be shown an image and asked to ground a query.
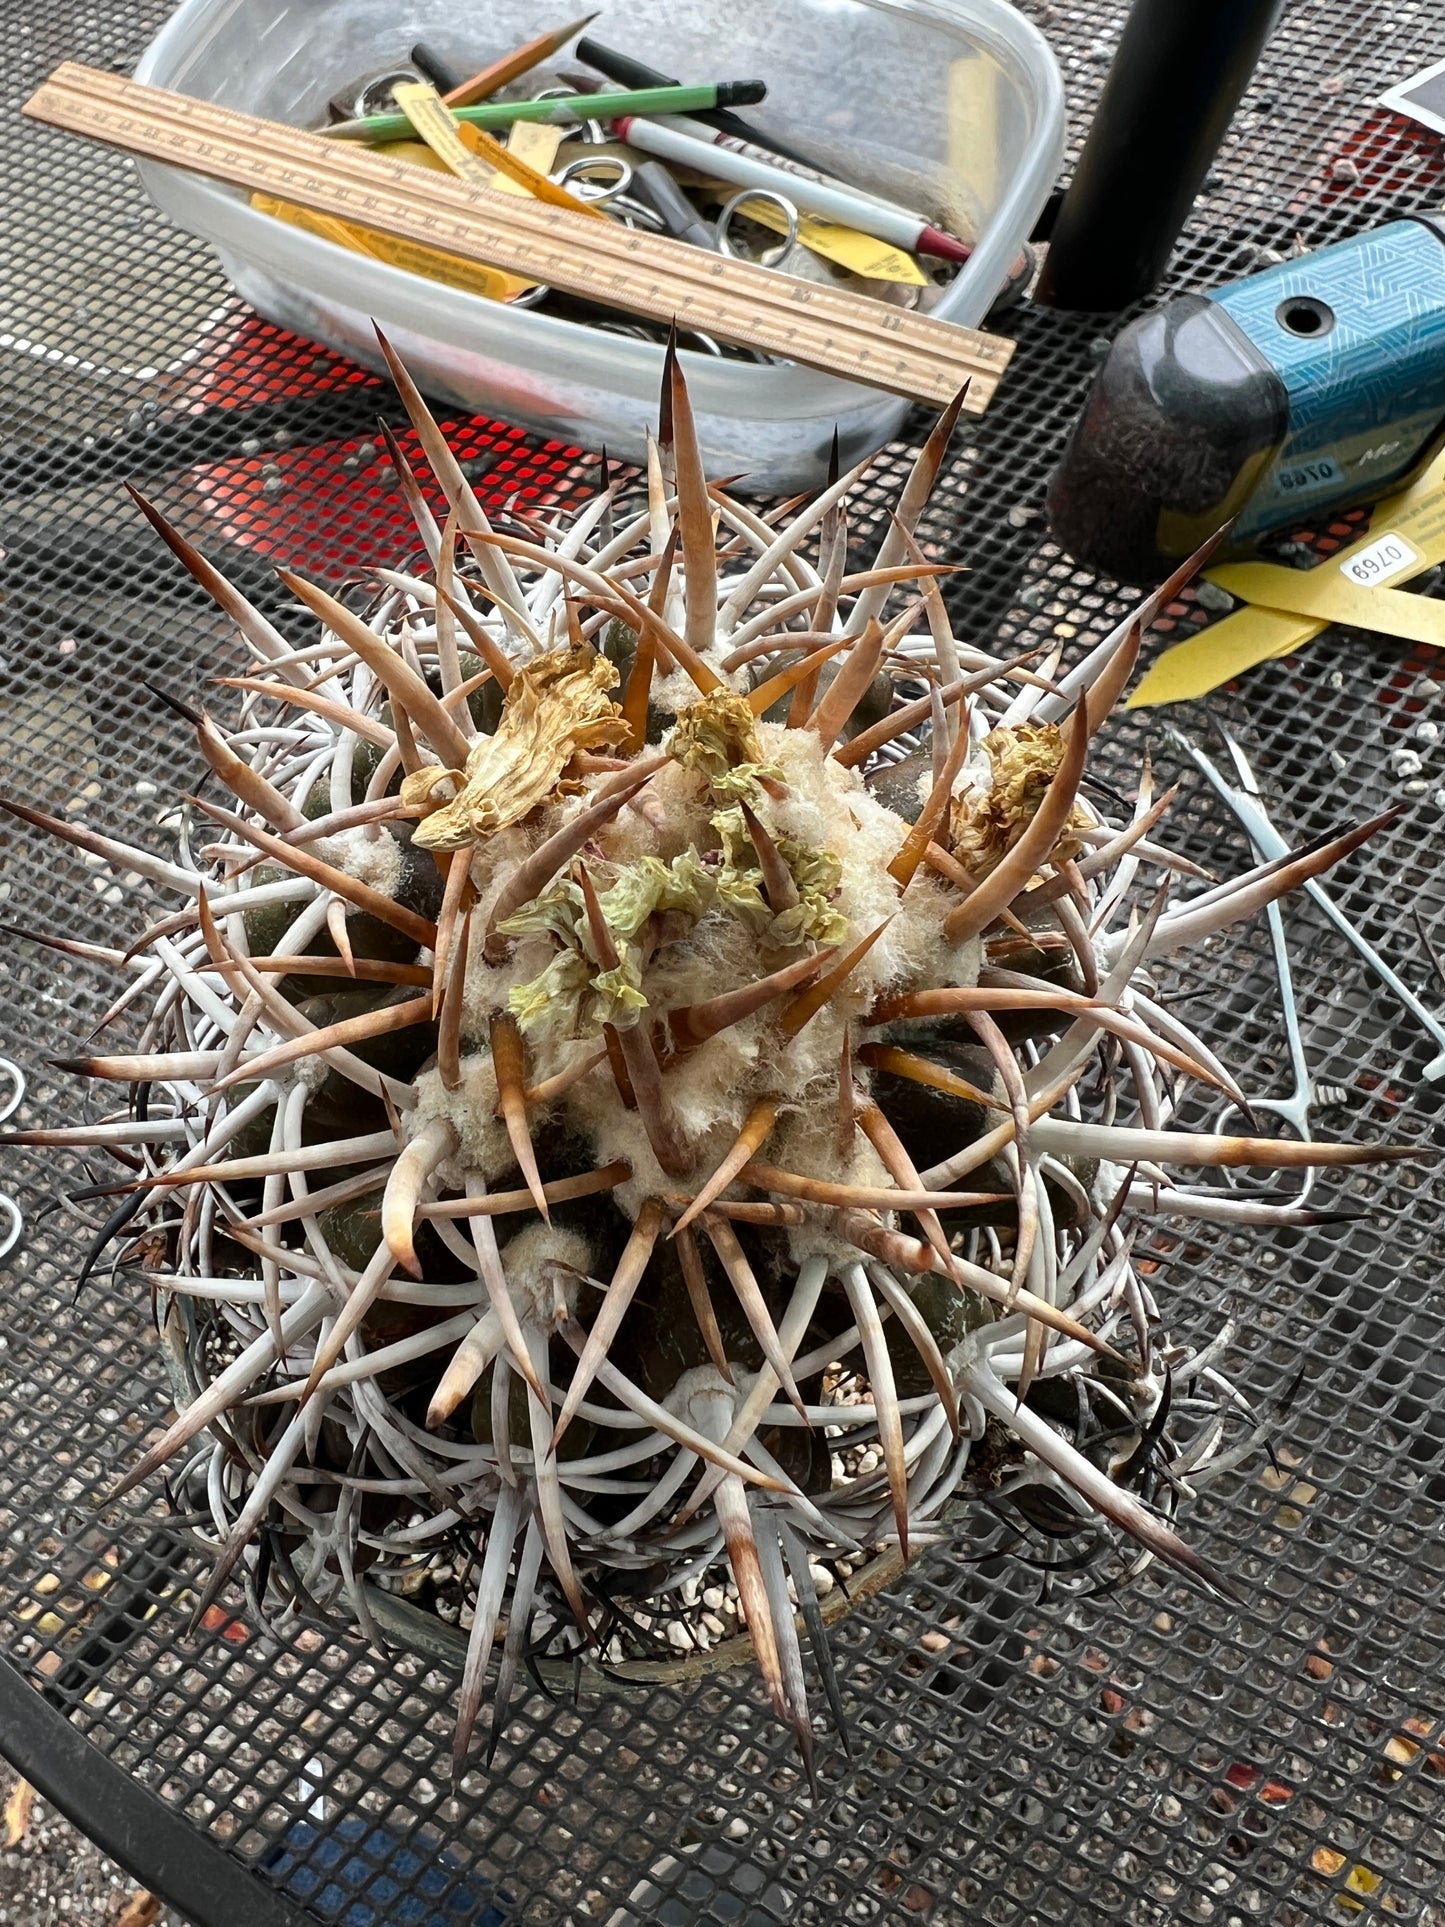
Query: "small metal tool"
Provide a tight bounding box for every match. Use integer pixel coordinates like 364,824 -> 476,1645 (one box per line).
0,1057 -> 25,1261
1175,734 -> 1318,1199
1169,724 -> 1445,1082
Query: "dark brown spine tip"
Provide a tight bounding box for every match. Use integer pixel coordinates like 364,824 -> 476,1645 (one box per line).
1175,1543 -> 1242,1607
658,327 -> 678,448
141,679 -> 205,727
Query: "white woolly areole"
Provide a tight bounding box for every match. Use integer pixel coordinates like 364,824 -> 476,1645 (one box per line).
669,1362 -> 737,1424
760,723 -> 982,1005
772,1103 -> 893,1190
561,1096 -> 733,1224
497,1222 -> 592,1322
651,650 -> 747,720
411,1055 -> 512,1180
319,825 -> 404,897
288,1050 -> 332,1095
465,822 -> 544,929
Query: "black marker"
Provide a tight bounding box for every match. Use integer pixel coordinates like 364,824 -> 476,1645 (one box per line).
575,35 -> 824,170
409,43 -> 467,95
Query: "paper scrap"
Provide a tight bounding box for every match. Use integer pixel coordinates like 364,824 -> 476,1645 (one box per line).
1,1778 -> 33,1850
730,198 -> 928,285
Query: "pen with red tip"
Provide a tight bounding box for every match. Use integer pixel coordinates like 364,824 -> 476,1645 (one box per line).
609,112 -> 973,264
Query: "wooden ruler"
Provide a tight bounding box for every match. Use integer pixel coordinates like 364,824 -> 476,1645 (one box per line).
23,62 -> 1015,412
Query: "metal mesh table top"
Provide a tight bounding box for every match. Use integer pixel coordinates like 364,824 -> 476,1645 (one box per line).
3,3 -> 1445,1922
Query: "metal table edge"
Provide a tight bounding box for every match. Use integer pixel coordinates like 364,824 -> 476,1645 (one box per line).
0,1652 -> 311,1927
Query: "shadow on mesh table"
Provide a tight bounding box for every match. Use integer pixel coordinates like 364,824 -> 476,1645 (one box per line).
263,1816 -> 509,1926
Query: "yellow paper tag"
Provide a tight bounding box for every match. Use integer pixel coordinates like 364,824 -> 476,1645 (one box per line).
251,192 -> 384,259
1208,481 -> 1445,644
1128,448 -> 1445,707
372,138 -> 452,172
250,191 -> 525,302
1205,561 -> 1445,649
455,119 -> 604,218
722,196 -> 928,285
507,121 -> 565,172
385,80 -> 539,295
390,79 -> 498,189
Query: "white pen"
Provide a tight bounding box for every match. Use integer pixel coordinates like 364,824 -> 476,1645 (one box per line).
609,113 -> 973,264
653,115 -> 918,219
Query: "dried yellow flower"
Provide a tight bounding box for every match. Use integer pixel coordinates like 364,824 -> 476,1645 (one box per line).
412,645 -> 627,852
501,850 -> 718,1036
950,723 -> 1086,879
711,807 -> 849,947
399,766 -> 460,810
666,689 -> 782,799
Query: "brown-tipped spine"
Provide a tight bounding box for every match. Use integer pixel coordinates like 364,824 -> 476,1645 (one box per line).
489,1012 -> 549,1221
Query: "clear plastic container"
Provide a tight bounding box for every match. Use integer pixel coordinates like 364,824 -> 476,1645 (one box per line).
133,0 -> 1064,490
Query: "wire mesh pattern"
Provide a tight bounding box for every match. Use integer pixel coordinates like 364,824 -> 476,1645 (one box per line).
3,1 -> 1445,1922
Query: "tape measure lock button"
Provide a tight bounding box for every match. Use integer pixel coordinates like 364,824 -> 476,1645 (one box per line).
1274,295 -> 1336,339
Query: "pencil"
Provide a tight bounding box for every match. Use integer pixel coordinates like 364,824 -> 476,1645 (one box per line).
443,13 -> 599,109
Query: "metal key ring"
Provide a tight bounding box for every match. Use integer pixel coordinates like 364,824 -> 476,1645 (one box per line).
0,1057 -> 24,1125
1208,1097 -> 1316,1205
0,1194 -> 19,1263
714,190 -> 799,267
554,153 -> 634,204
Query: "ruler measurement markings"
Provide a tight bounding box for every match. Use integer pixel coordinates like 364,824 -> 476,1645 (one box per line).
121,77 -> 958,353
24,65 -> 1012,407
83,98 -> 974,372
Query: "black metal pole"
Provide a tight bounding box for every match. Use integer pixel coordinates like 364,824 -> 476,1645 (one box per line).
1036,0 -> 1286,311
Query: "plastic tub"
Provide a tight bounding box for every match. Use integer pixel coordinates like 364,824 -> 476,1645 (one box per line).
133,0 -> 1064,489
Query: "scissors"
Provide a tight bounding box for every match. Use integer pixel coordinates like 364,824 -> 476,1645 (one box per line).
552,138 -> 802,263
1166,728 -> 1320,1200
0,1057 -> 24,1261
